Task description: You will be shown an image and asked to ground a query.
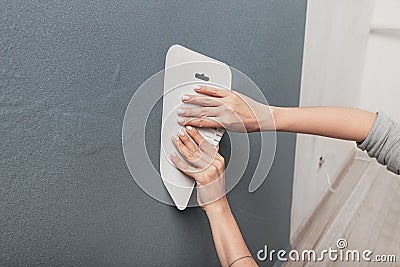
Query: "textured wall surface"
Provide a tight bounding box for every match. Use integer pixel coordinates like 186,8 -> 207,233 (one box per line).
0,1 -> 306,266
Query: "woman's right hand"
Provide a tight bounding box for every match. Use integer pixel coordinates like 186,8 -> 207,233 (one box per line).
177,85 -> 275,132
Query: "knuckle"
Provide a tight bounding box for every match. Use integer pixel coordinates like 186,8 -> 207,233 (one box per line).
208,165 -> 217,173
200,109 -> 207,117
213,160 -> 221,169
186,152 -> 196,161
201,177 -> 212,185
214,159 -> 224,170
197,119 -> 204,127
203,98 -> 211,105
222,117 -> 232,128
221,105 -> 229,112
224,104 -> 234,114
215,99 -> 223,106
193,150 -> 201,159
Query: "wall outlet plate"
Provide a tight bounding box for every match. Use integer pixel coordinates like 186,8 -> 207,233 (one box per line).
160,45 -> 231,210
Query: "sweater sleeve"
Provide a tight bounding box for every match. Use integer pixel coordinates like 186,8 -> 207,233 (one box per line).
357,112 -> 400,175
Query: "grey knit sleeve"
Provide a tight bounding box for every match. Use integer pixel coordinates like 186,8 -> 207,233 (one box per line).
357,112 -> 400,175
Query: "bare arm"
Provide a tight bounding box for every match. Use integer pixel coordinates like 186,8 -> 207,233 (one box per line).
271,106 -> 377,142
178,86 -> 377,143
170,127 -> 258,267
204,198 -> 257,267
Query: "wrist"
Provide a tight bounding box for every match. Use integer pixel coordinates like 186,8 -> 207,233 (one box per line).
254,103 -> 273,132
270,106 -> 286,131
203,196 -> 230,217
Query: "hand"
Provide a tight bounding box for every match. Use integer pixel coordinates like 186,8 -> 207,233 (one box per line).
170,125 -> 226,210
171,127 -> 256,267
177,85 -> 275,132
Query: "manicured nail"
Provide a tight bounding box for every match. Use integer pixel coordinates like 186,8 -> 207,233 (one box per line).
177,117 -> 185,124
182,95 -> 190,101
171,136 -> 179,141
179,130 -> 185,137
171,152 -> 177,158
186,126 -> 193,131
177,108 -> 185,115
194,85 -> 201,90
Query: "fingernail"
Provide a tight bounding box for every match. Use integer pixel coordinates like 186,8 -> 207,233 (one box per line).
177,108 -> 185,115
171,152 -> 177,158
171,136 -> 179,141
179,130 -> 185,136
194,85 -> 201,90
177,117 -> 185,124
182,95 -> 190,101
186,126 -> 193,131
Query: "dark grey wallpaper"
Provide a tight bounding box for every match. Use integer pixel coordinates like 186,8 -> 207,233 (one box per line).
0,1 -> 306,266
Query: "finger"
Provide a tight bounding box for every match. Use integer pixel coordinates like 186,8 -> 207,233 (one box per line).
171,135 -> 209,168
184,126 -> 216,164
185,126 -> 218,157
170,153 -> 198,178
177,117 -> 222,129
194,85 -> 229,97
177,106 -> 220,118
171,135 -> 193,160
184,126 -> 205,145
182,95 -> 223,107
177,128 -> 197,152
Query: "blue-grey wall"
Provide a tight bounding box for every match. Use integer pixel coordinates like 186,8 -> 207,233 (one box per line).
0,1 -> 306,266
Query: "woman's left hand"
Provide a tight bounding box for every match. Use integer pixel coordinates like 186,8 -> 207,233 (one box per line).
170,126 -> 226,209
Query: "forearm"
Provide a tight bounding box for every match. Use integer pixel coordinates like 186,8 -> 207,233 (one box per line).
204,197 -> 257,267
270,106 -> 377,142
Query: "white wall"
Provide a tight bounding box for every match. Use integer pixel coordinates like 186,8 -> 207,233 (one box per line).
359,0 -> 400,123
290,0 -> 375,239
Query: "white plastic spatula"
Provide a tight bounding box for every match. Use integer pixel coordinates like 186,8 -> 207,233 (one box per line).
160,45 -> 231,210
